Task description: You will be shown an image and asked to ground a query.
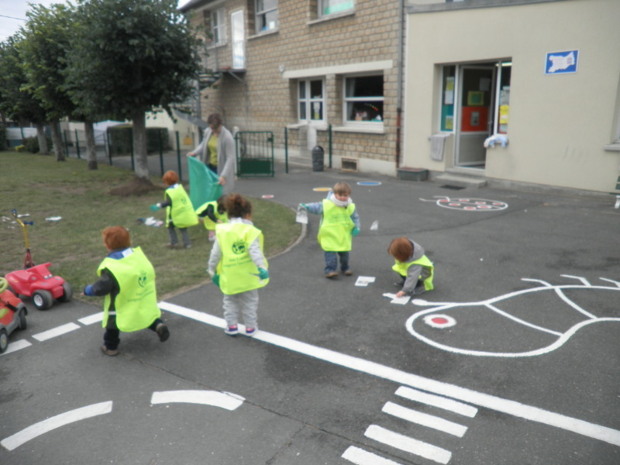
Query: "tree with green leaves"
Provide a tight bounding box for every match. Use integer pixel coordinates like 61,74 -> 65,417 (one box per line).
18,3 -> 79,162
66,0 -> 201,179
0,34 -> 50,154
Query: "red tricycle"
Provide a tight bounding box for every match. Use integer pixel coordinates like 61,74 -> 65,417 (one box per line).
0,277 -> 28,353
5,209 -> 72,311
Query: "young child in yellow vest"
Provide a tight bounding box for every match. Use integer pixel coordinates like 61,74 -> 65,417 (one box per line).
207,194 -> 269,337
388,237 -> 435,297
150,170 -> 198,249
299,181 -> 361,278
82,226 -> 170,356
196,195 -> 228,242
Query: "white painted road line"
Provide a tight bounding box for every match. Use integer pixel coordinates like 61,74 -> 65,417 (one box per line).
0,339 -> 32,356
382,401 -> 467,437
395,386 -> 478,418
32,323 -> 80,342
1,401 -> 113,451
151,390 -> 245,411
159,300 -> 620,447
342,445 -> 404,465
78,312 -> 103,326
365,424 -> 452,464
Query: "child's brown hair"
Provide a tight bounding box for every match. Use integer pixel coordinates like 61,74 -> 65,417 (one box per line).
333,182 -> 352,196
162,170 -> 179,186
388,237 -> 413,262
102,226 -> 131,250
225,193 -> 252,218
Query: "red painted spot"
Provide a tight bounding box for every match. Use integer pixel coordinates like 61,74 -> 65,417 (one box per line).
431,317 -> 449,325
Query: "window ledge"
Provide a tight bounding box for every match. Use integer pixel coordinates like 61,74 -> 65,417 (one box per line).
332,125 -> 385,135
286,122 -> 328,131
248,29 -> 279,41
207,42 -> 228,50
604,143 -> 620,152
308,10 -> 355,27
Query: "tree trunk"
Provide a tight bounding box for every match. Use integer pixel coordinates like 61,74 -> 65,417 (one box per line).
36,123 -> 49,155
132,109 -> 149,179
84,120 -> 98,170
50,120 -> 65,161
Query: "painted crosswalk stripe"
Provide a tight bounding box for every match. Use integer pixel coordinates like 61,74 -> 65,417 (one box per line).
0,339 -> 32,356
365,424 -> 451,464
342,446 -> 404,465
32,323 -> 80,342
382,401 -> 467,437
395,386 -> 478,418
1,401 -> 112,451
78,313 -> 103,326
151,390 -> 244,411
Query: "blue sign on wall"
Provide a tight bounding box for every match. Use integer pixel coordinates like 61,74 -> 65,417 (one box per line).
545,50 -> 579,75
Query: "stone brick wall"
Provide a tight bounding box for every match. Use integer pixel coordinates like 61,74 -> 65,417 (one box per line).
184,0 -> 403,173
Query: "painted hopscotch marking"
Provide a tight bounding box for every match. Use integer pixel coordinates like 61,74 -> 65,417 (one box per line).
342,446 -> 404,465
159,301 -> 620,448
1,401 -> 113,451
382,402 -> 468,437
0,339 -> 31,356
395,386 -> 478,418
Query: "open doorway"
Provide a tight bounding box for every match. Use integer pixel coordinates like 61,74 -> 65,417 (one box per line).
440,61 -> 511,171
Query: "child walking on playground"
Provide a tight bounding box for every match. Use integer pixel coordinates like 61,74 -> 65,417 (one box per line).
207,194 -> 269,337
299,181 -> 360,278
83,226 -> 170,356
151,170 -> 198,249
388,237 -> 434,298
196,194 -> 228,241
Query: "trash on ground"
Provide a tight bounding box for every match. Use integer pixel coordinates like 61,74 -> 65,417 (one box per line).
355,276 -> 376,287
45,216 -> 62,222
382,292 -> 411,305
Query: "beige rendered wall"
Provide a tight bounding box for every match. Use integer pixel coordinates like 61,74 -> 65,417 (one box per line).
404,0 -> 620,193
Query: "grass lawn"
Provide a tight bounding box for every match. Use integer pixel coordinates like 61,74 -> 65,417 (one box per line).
0,152 -> 300,301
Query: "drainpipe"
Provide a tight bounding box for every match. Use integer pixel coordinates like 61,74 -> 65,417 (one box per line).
395,0 -> 405,169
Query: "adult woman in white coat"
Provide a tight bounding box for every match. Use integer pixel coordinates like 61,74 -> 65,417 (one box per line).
187,113 -> 236,194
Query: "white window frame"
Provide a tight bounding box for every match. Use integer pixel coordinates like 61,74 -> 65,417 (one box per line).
298,79 -> 326,124
342,74 -> 384,128
255,0 -> 278,33
209,8 -> 226,46
319,0 -> 355,18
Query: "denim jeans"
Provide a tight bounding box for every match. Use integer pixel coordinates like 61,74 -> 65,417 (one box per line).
324,251 -> 349,274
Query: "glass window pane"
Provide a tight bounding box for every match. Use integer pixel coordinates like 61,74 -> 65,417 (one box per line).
310,80 -> 322,98
322,0 -> 354,16
299,102 -> 306,120
346,76 -> 383,98
299,81 -> 306,98
311,101 -> 323,120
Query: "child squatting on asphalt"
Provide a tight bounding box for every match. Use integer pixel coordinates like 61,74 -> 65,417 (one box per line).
388,237 -> 435,298
207,194 -> 269,337
150,170 -> 199,249
83,226 -> 170,356
299,181 -> 361,278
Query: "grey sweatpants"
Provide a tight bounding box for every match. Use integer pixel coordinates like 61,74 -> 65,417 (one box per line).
223,289 -> 259,329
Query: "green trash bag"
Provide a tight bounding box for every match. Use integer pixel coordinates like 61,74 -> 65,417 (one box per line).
188,156 -> 223,209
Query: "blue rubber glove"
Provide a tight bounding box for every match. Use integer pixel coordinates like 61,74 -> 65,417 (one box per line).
352,227 -> 360,237
149,203 -> 160,211
257,267 -> 269,280
212,274 -> 220,287
83,284 -> 94,296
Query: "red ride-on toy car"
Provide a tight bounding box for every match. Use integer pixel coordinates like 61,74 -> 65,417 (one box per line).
5,209 -> 72,311
0,277 -> 28,353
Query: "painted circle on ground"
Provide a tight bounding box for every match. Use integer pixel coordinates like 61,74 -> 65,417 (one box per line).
423,314 -> 456,329
357,181 -> 382,186
313,187 -> 332,192
436,197 -> 508,211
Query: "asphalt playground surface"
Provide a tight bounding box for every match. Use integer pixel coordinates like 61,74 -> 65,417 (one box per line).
1,159 -> 619,465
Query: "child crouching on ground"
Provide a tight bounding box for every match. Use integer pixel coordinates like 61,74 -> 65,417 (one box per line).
196,194 -> 228,241
300,181 -> 360,278
150,170 -> 198,249
207,194 -> 269,337
388,237 -> 434,298
83,226 -> 170,356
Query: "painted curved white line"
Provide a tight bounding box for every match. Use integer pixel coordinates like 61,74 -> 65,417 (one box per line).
553,287 -> 596,319
406,316 -> 620,358
599,277 -> 620,288
1,401 -> 112,451
151,390 -> 244,411
486,303 -> 562,336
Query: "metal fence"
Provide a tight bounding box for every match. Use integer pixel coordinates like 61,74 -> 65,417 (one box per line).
235,131 -> 275,177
